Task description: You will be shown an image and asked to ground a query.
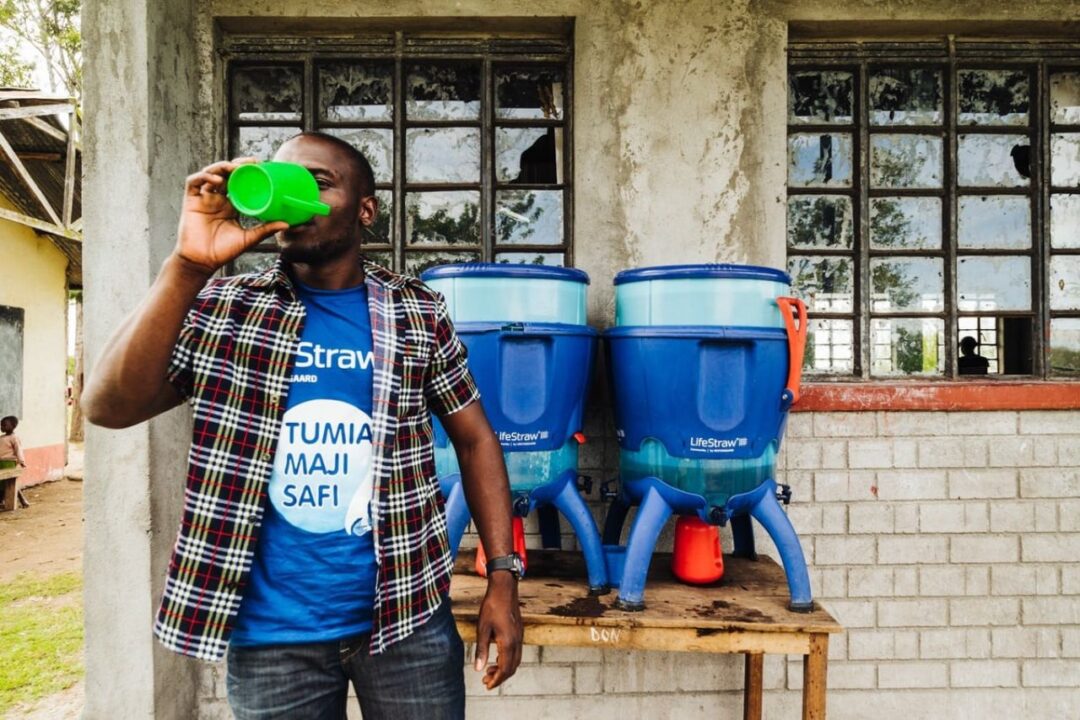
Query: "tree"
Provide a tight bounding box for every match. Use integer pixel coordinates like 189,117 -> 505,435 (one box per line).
0,44 -> 35,87
0,0 -> 81,100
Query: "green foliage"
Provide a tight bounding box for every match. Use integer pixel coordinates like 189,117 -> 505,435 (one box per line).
0,43 -> 35,87
0,572 -> 84,715
0,0 -> 81,100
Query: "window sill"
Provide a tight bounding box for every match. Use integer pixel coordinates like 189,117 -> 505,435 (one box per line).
793,381 -> 1080,412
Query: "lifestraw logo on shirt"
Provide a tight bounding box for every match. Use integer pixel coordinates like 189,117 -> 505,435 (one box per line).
295,342 -> 375,369
268,398 -> 375,535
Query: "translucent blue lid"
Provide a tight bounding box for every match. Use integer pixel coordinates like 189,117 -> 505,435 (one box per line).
613,263 -> 791,285
421,262 -> 590,285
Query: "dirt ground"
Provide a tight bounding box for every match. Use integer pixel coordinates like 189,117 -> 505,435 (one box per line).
1,450 -> 86,720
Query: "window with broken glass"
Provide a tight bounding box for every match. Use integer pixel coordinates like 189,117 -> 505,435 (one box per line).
223,35 -> 572,277
788,41 -> 1080,379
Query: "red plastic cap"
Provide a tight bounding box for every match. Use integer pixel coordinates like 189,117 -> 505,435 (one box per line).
573,431 -> 587,444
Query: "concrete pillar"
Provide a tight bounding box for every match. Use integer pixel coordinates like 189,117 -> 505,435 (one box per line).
82,0 -> 203,717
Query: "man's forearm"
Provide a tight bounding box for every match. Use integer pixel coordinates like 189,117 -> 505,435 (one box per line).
82,253 -> 211,428
457,432 -> 514,560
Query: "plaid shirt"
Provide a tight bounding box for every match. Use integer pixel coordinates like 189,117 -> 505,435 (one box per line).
156,256 -> 479,661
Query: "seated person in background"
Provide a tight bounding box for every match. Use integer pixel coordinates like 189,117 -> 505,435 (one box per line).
0,415 -> 27,469
958,336 -> 990,376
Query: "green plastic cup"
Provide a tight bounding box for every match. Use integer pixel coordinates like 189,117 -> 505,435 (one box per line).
226,161 -> 331,226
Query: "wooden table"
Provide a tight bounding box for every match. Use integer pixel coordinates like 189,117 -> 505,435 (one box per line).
451,549 -> 842,719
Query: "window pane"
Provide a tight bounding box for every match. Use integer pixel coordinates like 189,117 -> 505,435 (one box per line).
317,61 -> 393,122
369,190 -> 392,242
869,68 -> 943,126
321,128 -> 394,184
957,196 -> 1031,249
870,258 -> 944,313
804,318 -> 854,375
958,135 -> 1031,188
1051,194 -> 1080,249
788,71 -> 854,125
236,126 -> 300,159
869,197 -> 941,249
496,66 -> 564,120
233,251 -> 279,275
958,70 -> 1030,126
406,251 -> 481,276
495,190 -> 563,245
363,250 -> 394,269
788,255 -> 854,312
495,252 -> 565,266
405,191 -> 480,246
788,133 -> 853,187
231,65 -> 302,121
406,62 -> 480,120
870,318 -> 944,376
957,317 -> 999,375
496,127 -> 561,184
1051,72 -> 1080,125
1050,255 -> 1080,310
1049,318 -> 1080,374
957,256 -> 1031,311
405,128 -> 480,183
1051,134 -> 1080,187
787,195 -> 854,249
870,134 -> 942,189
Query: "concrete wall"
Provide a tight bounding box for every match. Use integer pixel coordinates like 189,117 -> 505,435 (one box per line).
0,193 -> 68,484
82,0 -> 1080,717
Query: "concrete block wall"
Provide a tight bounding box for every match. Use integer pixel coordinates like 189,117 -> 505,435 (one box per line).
196,409 -> 1080,718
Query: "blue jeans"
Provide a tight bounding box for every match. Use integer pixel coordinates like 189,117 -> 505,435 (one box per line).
226,600 -> 465,720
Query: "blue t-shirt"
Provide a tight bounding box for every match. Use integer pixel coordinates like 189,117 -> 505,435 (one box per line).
232,280 -> 378,646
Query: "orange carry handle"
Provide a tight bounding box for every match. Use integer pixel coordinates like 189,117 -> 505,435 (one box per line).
776,296 -> 808,404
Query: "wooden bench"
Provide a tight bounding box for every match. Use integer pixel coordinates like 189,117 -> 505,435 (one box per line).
451,549 -> 842,719
0,465 -> 23,512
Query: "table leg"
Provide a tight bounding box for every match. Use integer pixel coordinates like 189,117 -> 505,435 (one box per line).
742,652 -> 764,720
801,634 -> 828,720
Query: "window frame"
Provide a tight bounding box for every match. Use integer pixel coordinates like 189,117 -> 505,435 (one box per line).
220,31 -> 575,273
788,39 -> 1080,382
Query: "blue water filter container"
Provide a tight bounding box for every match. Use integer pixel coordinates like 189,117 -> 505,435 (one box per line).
602,264 -> 812,611
421,264 -> 608,593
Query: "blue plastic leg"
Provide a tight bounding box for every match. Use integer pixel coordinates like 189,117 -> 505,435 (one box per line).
549,478 -> 610,594
731,514 -> 757,559
748,480 -> 813,612
616,483 -> 673,610
440,475 -> 471,560
537,505 -> 562,549
602,496 -> 631,546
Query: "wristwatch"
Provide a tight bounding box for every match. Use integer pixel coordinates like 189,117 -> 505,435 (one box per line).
486,552 -> 525,579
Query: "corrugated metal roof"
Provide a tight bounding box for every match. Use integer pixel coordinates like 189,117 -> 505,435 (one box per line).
0,92 -> 82,287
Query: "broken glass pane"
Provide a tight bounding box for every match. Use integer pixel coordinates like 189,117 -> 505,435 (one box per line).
496,66 -> 564,120
869,197 -> 941,249
870,134 -> 942,189
788,134 -> 853,187
787,255 -> 854,312
317,61 -> 393,122
870,317 -> 944,376
236,126 -> 300,159
1049,318 -> 1080,374
496,190 -> 563,245
495,252 -> 565,266
1050,255 -> 1080,310
804,318 -> 854,375
958,196 -> 1031,249
958,135 -> 1031,187
957,316 -> 1000,375
406,251 -> 481,276
405,191 -> 480,246
231,66 -> 302,121
787,195 -> 854,249
958,70 -> 1030,126
322,128 -> 394,183
869,68 -> 943,126
1051,194 -> 1080,248
1051,73 -> 1080,124
405,128 -> 480,183
406,63 -> 481,120
957,256 -> 1031,311
788,71 -> 854,125
496,127 -> 561,183
870,258 -> 944,313
1051,134 -> 1080,186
